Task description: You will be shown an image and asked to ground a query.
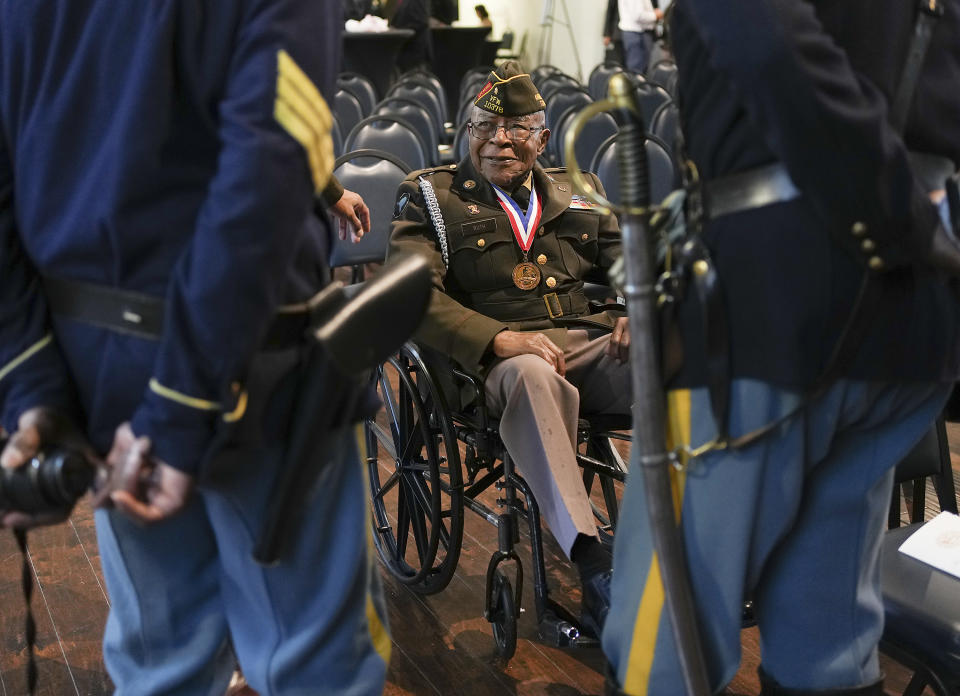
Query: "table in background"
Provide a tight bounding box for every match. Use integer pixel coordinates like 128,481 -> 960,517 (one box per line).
342,28 -> 415,100
429,26 -> 492,121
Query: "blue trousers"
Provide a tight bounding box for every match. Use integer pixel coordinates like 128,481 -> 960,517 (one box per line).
96,405 -> 389,694
603,379 -> 950,694
622,30 -> 655,74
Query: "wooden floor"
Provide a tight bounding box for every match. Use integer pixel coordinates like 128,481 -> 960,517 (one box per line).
0,424 -> 957,695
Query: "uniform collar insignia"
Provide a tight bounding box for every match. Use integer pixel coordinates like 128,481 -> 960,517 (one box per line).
395,192 -> 411,218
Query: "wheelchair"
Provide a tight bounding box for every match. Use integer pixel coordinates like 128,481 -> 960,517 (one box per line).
364,336 -> 631,659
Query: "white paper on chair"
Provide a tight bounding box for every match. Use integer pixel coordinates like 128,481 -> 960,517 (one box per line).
898,511 -> 960,579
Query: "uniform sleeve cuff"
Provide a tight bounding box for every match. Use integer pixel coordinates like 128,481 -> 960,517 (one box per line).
0,343 -> 81,435
129,390 -> 218,475
320,175 -> 345,207
450,313 -> 508,369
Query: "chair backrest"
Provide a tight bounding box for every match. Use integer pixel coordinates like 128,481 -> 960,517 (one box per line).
588,62 -> 624,100
458,66 -> 493,102
456,95 -> 479,129
331,118 -> 343,158
560,110 -> 618,171
458,75 -> 490,119
329,149 -> 412,269
647,61 -> 678,94
590,133 -> 677,207
337,72 -> 378,117
540,73 -> 582,101
500,30 -> 515,50
648,42 -> 672,69
333,89 -> 365,143
344,115 -> 429,172
388,80 -> 445,136
375,97 -> 439,165
545,87 -> 592,135
649,100 -> 681,162
891,416 -> 959,527
452,121 -> 470,162
531,64 -> 563,88
632,81 -> 672,129
400,70 -> 448,126
547,97 -> 594,165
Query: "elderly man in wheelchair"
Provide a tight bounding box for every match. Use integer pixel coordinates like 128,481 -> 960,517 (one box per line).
375,61 -> 631,650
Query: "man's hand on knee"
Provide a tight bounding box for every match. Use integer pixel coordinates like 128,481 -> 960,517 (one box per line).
492,330 -> 566,376
606,317 -> 630,364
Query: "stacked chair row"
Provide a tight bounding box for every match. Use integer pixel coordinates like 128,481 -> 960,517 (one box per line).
332,69 -> 453,170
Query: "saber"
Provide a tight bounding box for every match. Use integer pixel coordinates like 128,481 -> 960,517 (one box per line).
564,74 -> 711,695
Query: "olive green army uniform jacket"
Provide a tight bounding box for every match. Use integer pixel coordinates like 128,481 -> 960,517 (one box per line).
388,156 -> 623,373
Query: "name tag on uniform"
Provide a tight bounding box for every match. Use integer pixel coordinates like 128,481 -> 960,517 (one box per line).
569,195 -> 602,211
461,218 -> 497,236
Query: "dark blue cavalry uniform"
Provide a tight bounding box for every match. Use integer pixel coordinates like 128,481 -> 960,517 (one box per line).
0,2 -> 389,694
603,0 -> 960,693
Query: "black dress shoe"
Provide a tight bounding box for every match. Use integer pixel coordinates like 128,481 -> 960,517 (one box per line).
580,569 -> 612,638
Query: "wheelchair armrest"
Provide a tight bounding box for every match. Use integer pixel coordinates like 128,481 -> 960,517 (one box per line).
451,365 -> 493,432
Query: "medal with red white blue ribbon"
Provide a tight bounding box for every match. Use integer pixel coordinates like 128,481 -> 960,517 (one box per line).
491,181 -> 543,290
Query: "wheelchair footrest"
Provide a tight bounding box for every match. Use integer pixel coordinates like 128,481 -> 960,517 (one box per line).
538,609 -> 582,648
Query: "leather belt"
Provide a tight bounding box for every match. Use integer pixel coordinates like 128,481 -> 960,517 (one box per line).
704,162 -> 801,220
471,290 -> 589,322
44,276 -> 310,350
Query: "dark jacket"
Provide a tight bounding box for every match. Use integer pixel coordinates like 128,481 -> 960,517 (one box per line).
669,0 -> 960,389
388,157 -> 622,372
392,0 -> 433,71
0,0 -> 341,471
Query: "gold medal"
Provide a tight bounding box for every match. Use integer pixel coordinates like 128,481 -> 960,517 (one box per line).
512,262 -> 541,290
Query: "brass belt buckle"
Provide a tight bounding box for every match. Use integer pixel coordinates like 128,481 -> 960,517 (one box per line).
544,292 -> 563,319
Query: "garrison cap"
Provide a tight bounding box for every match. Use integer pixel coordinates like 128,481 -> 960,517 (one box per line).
473,60 -> 546,117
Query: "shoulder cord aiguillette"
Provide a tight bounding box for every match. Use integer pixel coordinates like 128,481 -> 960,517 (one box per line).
418,176 -> 449,268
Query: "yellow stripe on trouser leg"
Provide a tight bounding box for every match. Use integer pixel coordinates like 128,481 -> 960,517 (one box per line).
355,423 -> 392,666
623,389 -> 692,695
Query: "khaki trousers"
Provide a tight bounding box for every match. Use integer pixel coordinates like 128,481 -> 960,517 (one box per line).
485,330 -> 631,557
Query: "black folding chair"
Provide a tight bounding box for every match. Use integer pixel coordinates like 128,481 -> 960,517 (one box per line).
333,89 -> 365,142
590,133 -> 677,208
588,61 -> 625,100
375,97 -> 439,166
338,72 -> 378,117
387,80 -> 445,139
344,115 -> 430,172
328,149 -> 412,282
880,415 -> 960,694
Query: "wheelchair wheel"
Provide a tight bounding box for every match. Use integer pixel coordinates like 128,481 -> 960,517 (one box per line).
366,342 -> 464,595
489,570 -> 517,659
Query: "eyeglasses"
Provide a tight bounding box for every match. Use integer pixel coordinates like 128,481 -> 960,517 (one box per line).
468,121 -> 544,142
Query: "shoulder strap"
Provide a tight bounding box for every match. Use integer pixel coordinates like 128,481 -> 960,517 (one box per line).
891,0 -> 944,133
